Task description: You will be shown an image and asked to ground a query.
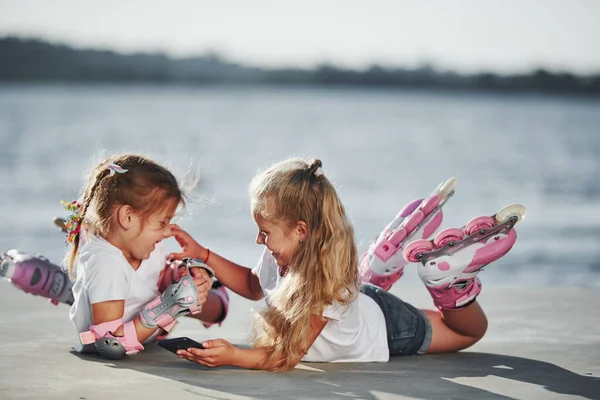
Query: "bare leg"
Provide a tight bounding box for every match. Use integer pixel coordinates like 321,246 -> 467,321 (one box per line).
423,300 -> 488,353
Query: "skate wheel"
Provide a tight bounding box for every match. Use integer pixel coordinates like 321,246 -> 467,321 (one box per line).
495,204 -> 526,224
437,177 -> 457,199
433,228 -> 465,248
465,216 -> 495,236
402,239 -> 434,263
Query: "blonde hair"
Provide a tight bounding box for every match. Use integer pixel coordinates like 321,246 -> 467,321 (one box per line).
249,158 -> 358,371
65,154 -> 185,278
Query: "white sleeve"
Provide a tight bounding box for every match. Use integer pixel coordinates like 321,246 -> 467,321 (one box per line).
84,254 -> 129,304
251,248 -> 277,294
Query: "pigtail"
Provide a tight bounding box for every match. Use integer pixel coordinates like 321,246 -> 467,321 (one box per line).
65,169 -> 107,279
306,159 -> 323,176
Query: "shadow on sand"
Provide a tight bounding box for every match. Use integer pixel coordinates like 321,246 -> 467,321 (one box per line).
71,344 -> 600,400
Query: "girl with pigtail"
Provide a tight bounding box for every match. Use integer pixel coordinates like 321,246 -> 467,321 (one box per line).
62,154 -> 229,358
169,156 -> 520,371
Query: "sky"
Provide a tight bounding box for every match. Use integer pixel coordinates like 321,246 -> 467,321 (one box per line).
1,0 -> 599,74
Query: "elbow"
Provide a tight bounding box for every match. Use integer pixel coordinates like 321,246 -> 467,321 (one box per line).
247,271 -> 264,301
265,353 -> 303,372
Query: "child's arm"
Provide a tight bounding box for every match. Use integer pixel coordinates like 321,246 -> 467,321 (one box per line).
166,224 -> 264,301
177,314 -> 329,370
91,300 -> 158,343
186,288 -> 226,324
91,267 -> 213,343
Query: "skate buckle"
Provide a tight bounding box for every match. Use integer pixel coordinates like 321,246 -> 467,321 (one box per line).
415,214 -> 519,264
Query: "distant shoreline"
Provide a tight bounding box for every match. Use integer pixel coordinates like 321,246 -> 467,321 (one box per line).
2,36 -> 599,96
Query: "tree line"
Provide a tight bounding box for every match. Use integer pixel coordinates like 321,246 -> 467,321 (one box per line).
1,37 -> 599,95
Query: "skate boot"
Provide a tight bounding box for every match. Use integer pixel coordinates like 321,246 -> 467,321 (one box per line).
359,177 -> 457,291
403,204 -> 526,310
0,249 -> 74,305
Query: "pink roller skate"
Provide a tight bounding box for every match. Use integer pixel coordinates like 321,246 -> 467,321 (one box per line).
359,177 -> 457,291
0,249 -> 74,305
403,204 -> 526,310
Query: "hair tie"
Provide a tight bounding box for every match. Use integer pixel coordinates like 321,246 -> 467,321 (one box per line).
60,200 -> 82,244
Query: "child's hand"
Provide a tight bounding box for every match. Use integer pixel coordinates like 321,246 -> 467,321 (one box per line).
177,339 -> 237,368
157,259 -> 183,293
165,224 -> 208,262
190,267 -> 212,308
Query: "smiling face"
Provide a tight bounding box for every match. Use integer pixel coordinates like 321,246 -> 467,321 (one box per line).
253,198 -> 305,269
119,197 -> 178,266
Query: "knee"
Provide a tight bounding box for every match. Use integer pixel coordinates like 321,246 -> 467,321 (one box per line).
471,313 -> 488,342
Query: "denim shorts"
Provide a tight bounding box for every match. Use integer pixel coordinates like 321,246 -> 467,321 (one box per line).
360,283 -> 432,356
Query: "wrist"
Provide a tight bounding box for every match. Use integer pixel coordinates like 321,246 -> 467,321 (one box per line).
230,346 -> 244,367
203,247 -> 211,264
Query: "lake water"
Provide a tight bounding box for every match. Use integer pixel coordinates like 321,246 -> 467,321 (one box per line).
1,84 -> 599,288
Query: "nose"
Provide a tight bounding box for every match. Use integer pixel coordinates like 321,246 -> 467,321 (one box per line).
256,233 -> 264,245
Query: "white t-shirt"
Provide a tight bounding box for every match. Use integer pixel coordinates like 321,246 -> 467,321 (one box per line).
69,235 -> 165,337
252,249 -> 389,363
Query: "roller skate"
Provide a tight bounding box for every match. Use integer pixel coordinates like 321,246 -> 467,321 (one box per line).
403,204 -> 526,310
0,249 -> 74,305
359,177 -> 457,291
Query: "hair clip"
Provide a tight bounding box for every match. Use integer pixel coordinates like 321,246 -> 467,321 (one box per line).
107,163 -> 128,177
60,200 -> 82,244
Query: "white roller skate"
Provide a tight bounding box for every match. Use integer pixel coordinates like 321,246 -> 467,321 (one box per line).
359,177 -> 457,291
403,204 -> 526,310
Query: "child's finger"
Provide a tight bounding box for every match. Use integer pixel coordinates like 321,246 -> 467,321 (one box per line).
167,223 -> 183,234
177,350 -> 206,364
190,267 -> 210,280
202,339 -> 228,348
193,276 -> 210,288
190,347 -> 220,357
167,251 -> 186,261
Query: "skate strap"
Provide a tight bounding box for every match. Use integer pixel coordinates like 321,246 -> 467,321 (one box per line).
140,275 -> 200,330
121,321 -> 144,354
80,319 -> 144,355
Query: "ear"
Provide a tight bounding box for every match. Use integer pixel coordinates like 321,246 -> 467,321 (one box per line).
296,220 -> 309,242
116,205 -> 133,230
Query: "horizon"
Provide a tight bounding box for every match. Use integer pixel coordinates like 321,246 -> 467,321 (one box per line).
1,0 -> 599,75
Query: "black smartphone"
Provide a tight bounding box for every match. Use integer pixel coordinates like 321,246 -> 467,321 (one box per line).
156,337 -> 204,354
